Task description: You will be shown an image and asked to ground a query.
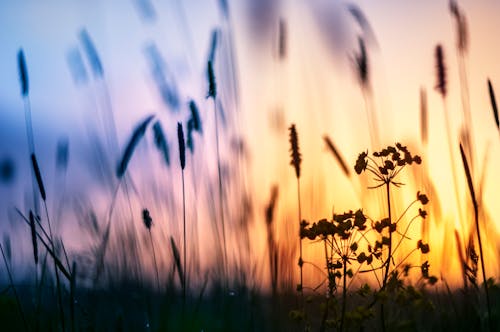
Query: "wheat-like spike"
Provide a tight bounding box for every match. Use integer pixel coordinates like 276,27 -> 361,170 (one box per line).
347,4 -> 378,48
29,211 -> 38,265
31,153 -> 46,201
487,79 -> 499,129
207,60 -> 217,99
189,100 -> 202,133
323,135 -> 350,177
79,29 -> 104,78
289,124 -> 301,179
435,45 -> 447,97
355,37 -> 369,87
152,121 -> 170,167
177,122 -> 186,170
17,49 -> 29,97
116,114 -> 155,178
449,0 -> 468,53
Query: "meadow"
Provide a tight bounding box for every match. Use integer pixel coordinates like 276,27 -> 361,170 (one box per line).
0,1 -> 500,331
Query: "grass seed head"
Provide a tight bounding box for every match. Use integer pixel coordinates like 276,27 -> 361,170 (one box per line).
152,121 -> 170,167
449,0 -> 468,53
207,60 -> 217,99
177,122 -> 186,170
17,49 -> 29,97
142,209 -> 153,230
189,100 -> 202,133
355,37 -> 369,88
288,124 -> 301,179
31,153 -> 46,201
79,29 -> 104,78
435,45 -> 447,97
116,114 -> 155,178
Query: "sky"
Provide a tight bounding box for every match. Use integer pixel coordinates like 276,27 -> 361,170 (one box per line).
0,0 -> 499,287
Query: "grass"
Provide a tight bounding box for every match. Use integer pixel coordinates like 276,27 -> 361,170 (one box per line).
1,2 -> 500,332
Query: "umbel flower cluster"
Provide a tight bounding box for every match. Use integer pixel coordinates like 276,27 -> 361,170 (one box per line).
355,143 -> 422,188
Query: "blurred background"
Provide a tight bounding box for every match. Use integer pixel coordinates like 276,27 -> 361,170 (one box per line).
0,0 -> 499,290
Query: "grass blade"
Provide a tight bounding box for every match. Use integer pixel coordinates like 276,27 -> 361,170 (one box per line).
31,153 -> 46,201
116,114 -> 155,178
459,143 -> 493,331
170,236 -> 184,290
29,211 -> 38,265
487,79 -> 499,129
152,121 -> 170,167
323,135 -> 350,177
459,144 -> 476,206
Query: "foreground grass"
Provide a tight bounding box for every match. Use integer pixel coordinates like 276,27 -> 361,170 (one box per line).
0,279 -> 499,331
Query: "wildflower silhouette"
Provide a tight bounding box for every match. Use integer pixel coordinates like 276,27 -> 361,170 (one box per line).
300,209 -> 369,331
354,143 -> 434,332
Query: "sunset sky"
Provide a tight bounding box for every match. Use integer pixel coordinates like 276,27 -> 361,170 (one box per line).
0,0 -> 499,287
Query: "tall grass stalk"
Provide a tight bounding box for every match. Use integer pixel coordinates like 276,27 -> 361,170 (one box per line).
18,49 -> 40,218
70,261 -> 77,332
379,181 -> 392,332
28,211 -> 40,329
450,1 -> 475,171
143,209 -> 160,291
265,185 -> 279,296
0,242 -> 28,331
177,122 -> 187,312
459,144 -> 492,331
207,60 -> 228,285
487,79 -> 499,131
435,44 -> 466,240
31,153 -> 66,331
16,209 -> 71,280
288,124 -> 303,298
354,37 -> 380,149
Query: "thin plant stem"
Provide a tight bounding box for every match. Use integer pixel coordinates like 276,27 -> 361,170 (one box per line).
0,243 -> 29,332
380,182 -> 392,332
297,178 -> 303,297
213,98 -> 228,285
340,258 -> 347,332
181,169 -> 186,314
23,97 -> 41,223
471,190 -> 492,331
149,229 -> 160,292
43,200 -> 65,332
383,182 -> 392,284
